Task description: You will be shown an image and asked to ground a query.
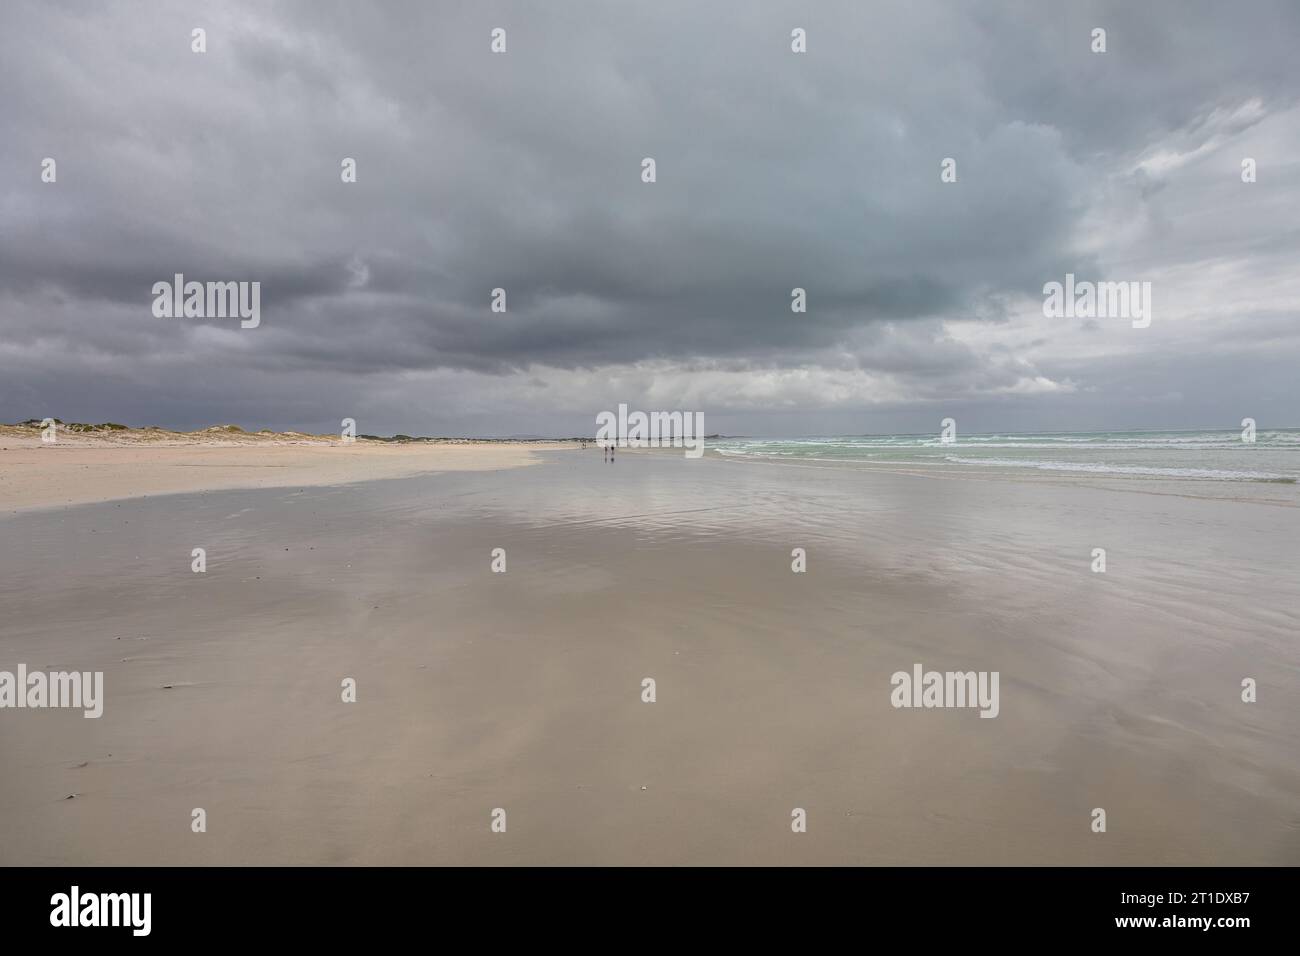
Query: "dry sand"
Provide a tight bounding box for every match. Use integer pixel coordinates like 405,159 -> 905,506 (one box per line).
0,424 -> 573,512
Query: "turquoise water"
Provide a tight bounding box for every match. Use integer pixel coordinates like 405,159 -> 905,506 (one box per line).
710,428 -> 1300,482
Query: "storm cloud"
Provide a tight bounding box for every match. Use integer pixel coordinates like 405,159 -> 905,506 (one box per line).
2,0 -> 1298,435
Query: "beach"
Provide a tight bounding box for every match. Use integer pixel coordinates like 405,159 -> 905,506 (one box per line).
1,441 -> 1297,865
0,425 -> 572,513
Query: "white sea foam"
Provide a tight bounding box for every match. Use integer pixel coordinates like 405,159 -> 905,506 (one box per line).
942,456 -> 1294,482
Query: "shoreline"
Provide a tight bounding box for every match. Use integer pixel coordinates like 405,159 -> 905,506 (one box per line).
6,432 -> 1298,513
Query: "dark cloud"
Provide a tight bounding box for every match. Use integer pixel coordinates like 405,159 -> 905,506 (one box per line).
1,0 -> 1297,434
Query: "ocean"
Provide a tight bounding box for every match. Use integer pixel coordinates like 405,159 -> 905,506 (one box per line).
710,427 -> 1300,483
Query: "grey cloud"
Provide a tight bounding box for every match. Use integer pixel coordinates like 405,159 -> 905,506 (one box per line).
1,0 -> 1298,432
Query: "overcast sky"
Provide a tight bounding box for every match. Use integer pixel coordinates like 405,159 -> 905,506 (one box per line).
2,0 -> 1298,437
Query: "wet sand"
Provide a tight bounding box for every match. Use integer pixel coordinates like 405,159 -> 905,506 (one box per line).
0,449 -> 1296,864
